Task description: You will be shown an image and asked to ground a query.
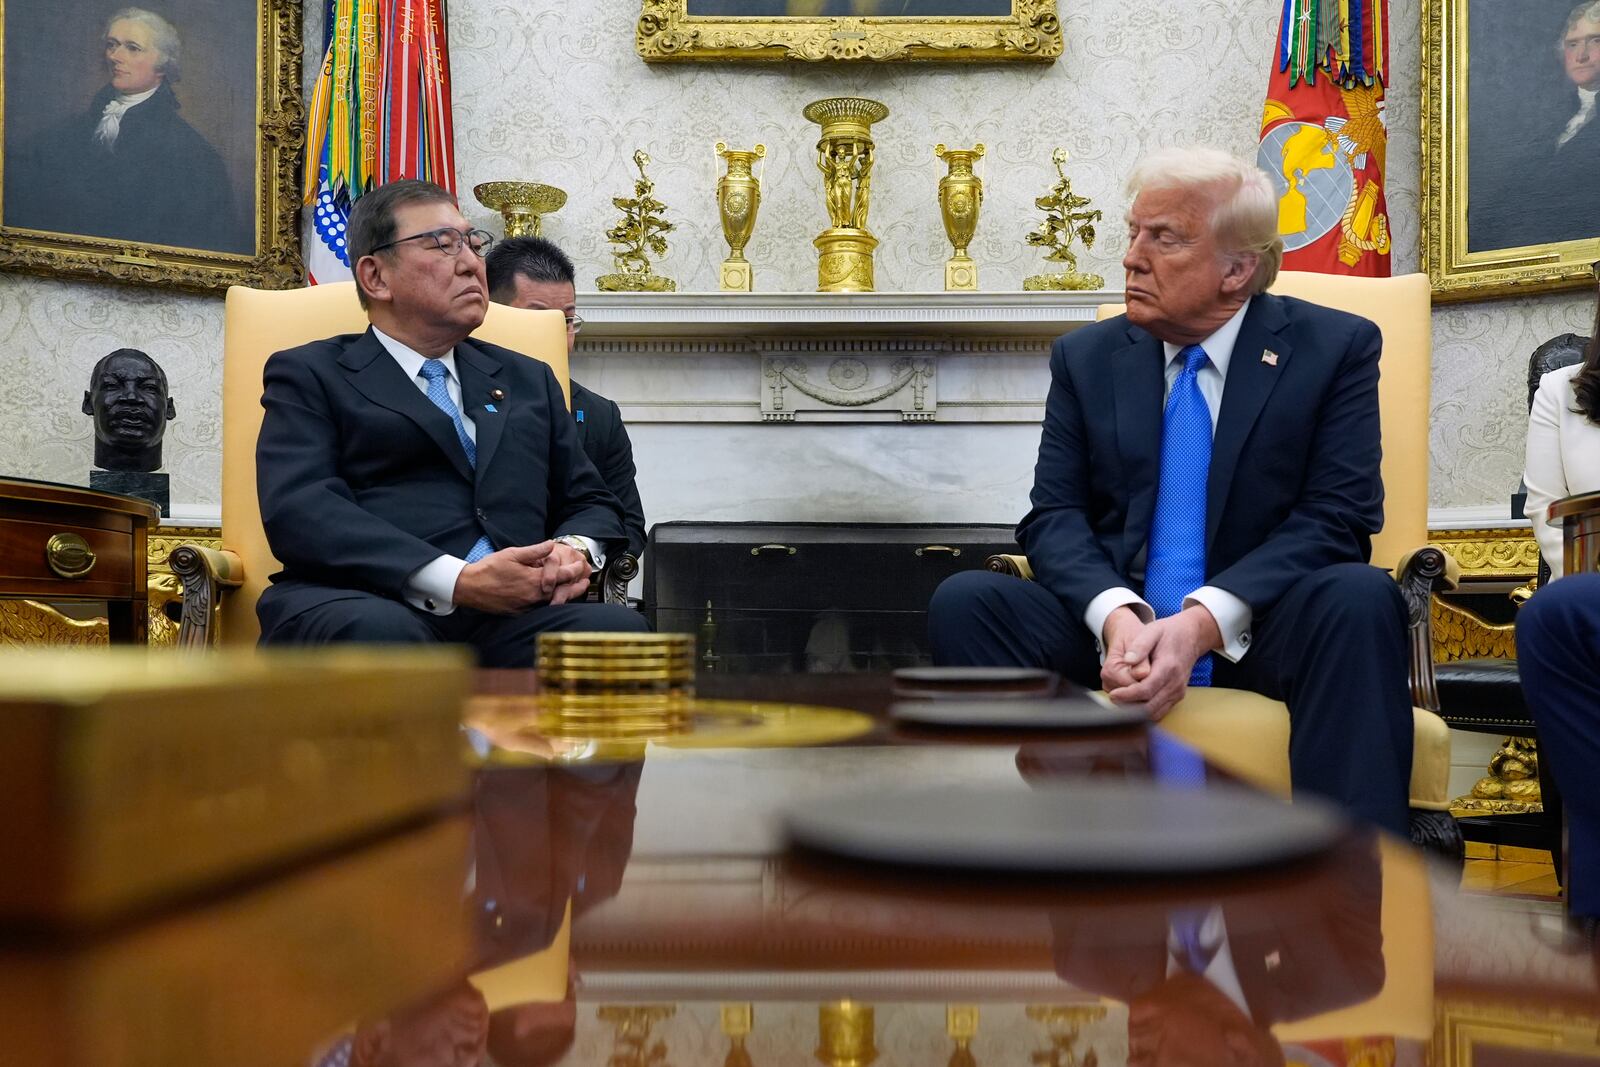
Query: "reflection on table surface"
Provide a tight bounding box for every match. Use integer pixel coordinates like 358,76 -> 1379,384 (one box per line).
6,672 -> 1599,1067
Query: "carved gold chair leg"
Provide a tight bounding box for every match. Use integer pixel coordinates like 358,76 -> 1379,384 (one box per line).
168,545 -> 244,649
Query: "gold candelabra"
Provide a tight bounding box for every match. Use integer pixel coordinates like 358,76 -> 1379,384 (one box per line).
804,97 -> 889,293
597,150 -> 677,292
1023,148 -> 1105,291
935,143 -> 985,291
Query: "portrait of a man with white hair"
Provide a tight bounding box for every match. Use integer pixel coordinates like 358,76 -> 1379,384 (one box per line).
3,6 -> 249,254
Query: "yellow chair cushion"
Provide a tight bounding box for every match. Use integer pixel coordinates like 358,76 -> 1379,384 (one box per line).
1157,687 -> 1453,810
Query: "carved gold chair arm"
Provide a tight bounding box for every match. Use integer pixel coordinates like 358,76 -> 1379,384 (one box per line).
167,545 -> 244,649
984,553 -> 1034,581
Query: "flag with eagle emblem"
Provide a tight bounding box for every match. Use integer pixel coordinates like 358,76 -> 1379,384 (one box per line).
1257,0 -> 1391,276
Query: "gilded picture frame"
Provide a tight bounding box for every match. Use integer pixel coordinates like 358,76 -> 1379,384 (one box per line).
1422,0 -> 1600,301
0,0 -> 304,294
637,0 -> 1061,62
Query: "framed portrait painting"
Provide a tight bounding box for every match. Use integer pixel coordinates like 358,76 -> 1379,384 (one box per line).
0,0 -> 303,293
1423,0 -> 1600,300
636,0 -> 1061,62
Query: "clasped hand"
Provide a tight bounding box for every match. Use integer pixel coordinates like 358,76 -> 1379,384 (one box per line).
1100,604 -> 1222,721
452,541 -> 592,614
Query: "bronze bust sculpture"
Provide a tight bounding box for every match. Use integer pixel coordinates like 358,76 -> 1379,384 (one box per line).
82,348 -> 176,472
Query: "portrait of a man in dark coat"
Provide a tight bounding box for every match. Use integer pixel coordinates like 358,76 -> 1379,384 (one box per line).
3,6 -> 250,254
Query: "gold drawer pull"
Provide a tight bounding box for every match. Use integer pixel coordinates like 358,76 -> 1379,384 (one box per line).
916,545 -> 962,557
750,544 -> 797,556
46,533 -> 97,579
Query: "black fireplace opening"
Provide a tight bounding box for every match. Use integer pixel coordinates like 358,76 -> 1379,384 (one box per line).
643,522 -> 1021,673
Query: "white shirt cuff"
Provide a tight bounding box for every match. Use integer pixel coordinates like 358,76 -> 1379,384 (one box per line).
570,535 -> 605,571
404,554 -> 467,616
1084,587 -> 1153,661
1184,586 -> 1253,662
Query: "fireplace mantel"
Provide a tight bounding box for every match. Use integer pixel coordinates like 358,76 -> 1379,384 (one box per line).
577,289 -> 1125,340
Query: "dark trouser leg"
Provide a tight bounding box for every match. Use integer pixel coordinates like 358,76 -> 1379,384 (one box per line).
1218,563 -> 1413,837
467,602 -> 651,669
260,591 -> 441,646
927,570 -> 1102,689
1517,573 -> 1600,918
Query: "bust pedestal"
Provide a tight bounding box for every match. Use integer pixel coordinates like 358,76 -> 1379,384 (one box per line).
90,470 -> 169,518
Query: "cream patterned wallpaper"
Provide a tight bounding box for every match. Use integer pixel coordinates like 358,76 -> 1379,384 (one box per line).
0,0 -> 1591,510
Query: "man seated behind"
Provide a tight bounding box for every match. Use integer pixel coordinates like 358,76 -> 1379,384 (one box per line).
256,179 -> 646,665
930,147 -> 1413,835
485,236 -> 647,559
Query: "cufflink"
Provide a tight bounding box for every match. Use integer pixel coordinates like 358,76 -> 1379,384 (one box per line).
424,598 -> 437,611
1240,632 -> 1251,647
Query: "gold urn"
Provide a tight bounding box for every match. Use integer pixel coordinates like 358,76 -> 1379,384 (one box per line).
473,181 -> 567,238
716,142 -> 765,292
804,97 -> 889,293
935,143 -> 984,291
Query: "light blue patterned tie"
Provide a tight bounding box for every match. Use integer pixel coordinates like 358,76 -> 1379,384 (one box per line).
418,358 -> 493,563
1144,344 -> 1213,686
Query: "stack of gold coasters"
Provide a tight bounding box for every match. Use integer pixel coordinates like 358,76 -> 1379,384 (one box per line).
535,632 -> 694,737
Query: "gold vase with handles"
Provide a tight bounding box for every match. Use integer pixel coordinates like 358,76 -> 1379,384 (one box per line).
804,96 -> 889,293
934,143 -> 984,291
716,142 -> 765,291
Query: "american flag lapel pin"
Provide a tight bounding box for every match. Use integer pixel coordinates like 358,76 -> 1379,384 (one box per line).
1261,349 -> 1280,367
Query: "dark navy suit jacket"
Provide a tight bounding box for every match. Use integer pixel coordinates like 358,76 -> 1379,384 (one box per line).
255,328 -> 624,632
1016,293 -> 1385,623
571,380 -> 647,559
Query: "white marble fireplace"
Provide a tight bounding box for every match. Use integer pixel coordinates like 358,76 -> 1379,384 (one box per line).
572,290 -> 1114,534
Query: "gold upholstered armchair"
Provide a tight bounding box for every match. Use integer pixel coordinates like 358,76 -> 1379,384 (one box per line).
988,271 -> 1461,855
168,282 -> 637,648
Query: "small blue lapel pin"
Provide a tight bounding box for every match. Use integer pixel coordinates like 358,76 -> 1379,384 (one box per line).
485,403 -> 497,413
575,409 -> 585,423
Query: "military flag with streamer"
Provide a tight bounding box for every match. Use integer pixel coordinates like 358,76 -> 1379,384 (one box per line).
303,0 -> 456,284
1256,0 -> 1391,276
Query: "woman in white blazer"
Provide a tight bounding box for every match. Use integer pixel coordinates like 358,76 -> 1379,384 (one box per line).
1523,328 -> 1600,580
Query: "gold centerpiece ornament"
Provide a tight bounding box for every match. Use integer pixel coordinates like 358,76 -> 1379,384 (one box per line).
473,181 -> 567,238
716,142 -> 765,291
597,150 -> 677,292
1023,148 -> 1104,291
934,143 -> 984,291
804,97 -> 889,293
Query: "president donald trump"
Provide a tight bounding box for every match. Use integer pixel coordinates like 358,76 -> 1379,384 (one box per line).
930,147 -> 1413,835
255,179 -> 646,664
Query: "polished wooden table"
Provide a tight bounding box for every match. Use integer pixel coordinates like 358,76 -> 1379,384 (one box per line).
0,476 -> 159,643
1551,489 -> 1600,576
5,671 -> 1598,1066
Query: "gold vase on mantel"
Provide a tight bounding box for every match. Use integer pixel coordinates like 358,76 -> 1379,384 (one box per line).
473,181 -> 567,238
935,143 -> 984,291
805,96 -> 889,293
716,142 -> 765,292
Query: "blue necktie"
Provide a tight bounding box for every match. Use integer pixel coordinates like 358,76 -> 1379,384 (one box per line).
418,359 -> 493,564
1145,344 -> 1213,686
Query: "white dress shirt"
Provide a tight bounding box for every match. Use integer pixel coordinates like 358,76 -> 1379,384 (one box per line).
1558,87 -> 1597,149
1523,362 -> 1600,580
94,86 -> 159,149
1166,907 -> 1251,1015
1083,299 -> 1256,662
372,328 -> 602,615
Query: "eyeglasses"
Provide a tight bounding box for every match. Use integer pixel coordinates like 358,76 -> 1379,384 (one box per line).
565,314 -> 585,334
369,227 -> 495,258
